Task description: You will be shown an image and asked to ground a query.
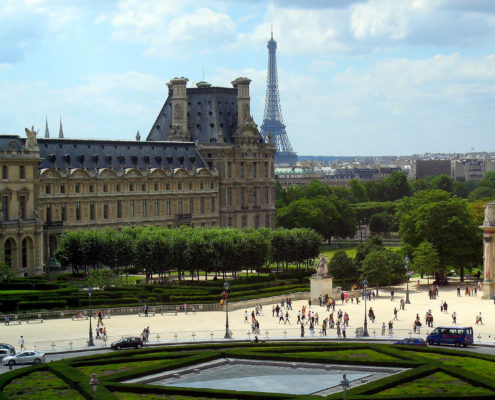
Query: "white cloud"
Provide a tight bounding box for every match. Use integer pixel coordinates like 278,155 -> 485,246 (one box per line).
110,0 -> 236,57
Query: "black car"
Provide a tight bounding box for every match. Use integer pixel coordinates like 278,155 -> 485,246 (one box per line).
110,337 -> 143,350
0,344 -> 15,355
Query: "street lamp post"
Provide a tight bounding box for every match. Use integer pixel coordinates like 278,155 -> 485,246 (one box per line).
224,281 -> 231,339
88,287 -> 95,347
362,278 -> 369,337
359,220 -> 363,243
341,373 -> 350,400
405,256 -> 411,305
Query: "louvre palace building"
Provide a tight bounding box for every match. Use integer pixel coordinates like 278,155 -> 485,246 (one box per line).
0,77 -> 276,276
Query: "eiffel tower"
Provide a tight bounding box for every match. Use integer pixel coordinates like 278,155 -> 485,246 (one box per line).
260,30 -> 298,165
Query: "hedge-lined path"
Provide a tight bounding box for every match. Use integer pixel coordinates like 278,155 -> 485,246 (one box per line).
0,277 -> 494,354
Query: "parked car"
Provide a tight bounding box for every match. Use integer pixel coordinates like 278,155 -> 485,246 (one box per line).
0,344 -> 15,355
2,351 -> 45,366
394,338 -> 427,346
110,337 -> 143,350
426,326 -> 474,347
0,349 -> 11,361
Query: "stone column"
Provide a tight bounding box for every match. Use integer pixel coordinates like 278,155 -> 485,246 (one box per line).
167,77 -> 189,141
481,202 -> 495,299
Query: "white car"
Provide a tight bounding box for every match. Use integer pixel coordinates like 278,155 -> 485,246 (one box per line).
2,351 -> 45,366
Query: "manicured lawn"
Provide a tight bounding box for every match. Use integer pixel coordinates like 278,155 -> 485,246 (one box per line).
2,370 -> 85,400
376,371 -> 494,396
412,352 -> 495,381
78,359 -> 173,377
0,290 -> 39,294
114,393 -> 236,400
321,246 -> 401,260
292,349 -> 400,362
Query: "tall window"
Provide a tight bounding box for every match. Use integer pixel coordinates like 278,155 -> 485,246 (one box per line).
167,199 -> 171,215
1,196 -> 8,220
19,166 -> 25,180
228,216 -> 232,227
154,183 -> 158,191
2,166 -> 7,180
46,204 -> 52,223
178,199 -> 183,214
103,184 -> 108,192
19,196 -> 26,219
22,239 -> 27,269
240,163 -> 244,178
241,187 -> 245,207
211,197 -> 215,213
242,215 -> 247,228
265,187 -> 269,204
75,183 -> 80,193
116,184 -> 120,192
200,198 -> 205,214
61,203 -> 66,222
117,201 -> 122,218
143,200 -> 147,217
265,215 -> 270,227
89,184 -> 94,193
227,188 -> 232,206
253,189 -> 257,206
130,183 -> 134,192
264,162 -> 268,177
227,162 -> 232,178
254,215 -> 259,229
189,198 -> 194,214
76,202 -> 81,220
90,202 -> 95,220
60,184 -> 65,194
45,184 -> 51,194
154,199 -> 159,216
252,162 -> 257,178
104,203 -> 108,219
130,200 -> 135,217
142,183 -> 146,191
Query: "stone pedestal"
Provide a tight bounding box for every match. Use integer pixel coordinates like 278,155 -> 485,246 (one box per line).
310,276 -> 334,302
481,202 -> 495,299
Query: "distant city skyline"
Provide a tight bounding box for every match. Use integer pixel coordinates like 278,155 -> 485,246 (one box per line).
1,0 -> 495,156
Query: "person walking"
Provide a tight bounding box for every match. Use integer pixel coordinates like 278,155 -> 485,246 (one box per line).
19,336 -> 26,351
144,304 -> 148,317
452,311 -> 457,324
381,322 -> 386,336
388,321 -> 393,336
284,311 -> 290,324
4,316 -> 9,326
322,319 -> 327,336
342,324 -> 346,339
336,322 -> 341,338
390,290 -> 395,301
457,285 -> 461,297
297,310 -> 301,324
300,323 -> 305,338
393,307 -> 398,321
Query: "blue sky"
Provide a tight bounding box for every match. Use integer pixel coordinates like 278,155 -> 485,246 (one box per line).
1,0 -> 495,156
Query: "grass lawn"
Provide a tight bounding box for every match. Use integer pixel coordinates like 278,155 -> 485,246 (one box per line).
412,352 -> 495,381
2,370 -> 85,400
0,290 -> 39,294
375,371 -> 494,396
77,359 -> 173,377
114,393 -> 236,400
320,246 -> 401,260
289,349 -> 400,362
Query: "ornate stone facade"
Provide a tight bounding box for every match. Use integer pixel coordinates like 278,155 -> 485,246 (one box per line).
0,76 -> 275,275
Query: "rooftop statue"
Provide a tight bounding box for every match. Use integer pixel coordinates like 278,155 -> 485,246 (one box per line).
24,126 -> 39,151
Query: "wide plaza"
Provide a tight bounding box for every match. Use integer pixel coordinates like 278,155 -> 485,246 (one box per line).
0,277 -> 493,351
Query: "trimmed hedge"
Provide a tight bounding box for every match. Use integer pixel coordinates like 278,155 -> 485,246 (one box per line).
17,300 -> 67,311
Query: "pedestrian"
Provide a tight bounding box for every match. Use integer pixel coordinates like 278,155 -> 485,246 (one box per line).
416,280 -> 420,291
381,322 -> 386,336
279,310 -> 284,324
478,312 -> 483,325
309,321 -> 315,337
315,312 -> 319,325
145,326 -> 149,341
341,292 -> 345,304
4,316 -> 9,326
144,304 -> 148,317
393,307 -> 398,321
184,303 -> 188,315
322,319 -> 327,336
244,310 -> 248,323
452,311 -> 457,324
272,305 -> 276,317
297,311 -> 301,324
444,302 -> 448,313
344,312 -> 349,326
285,311 -> 290,324
390,290 -> 395,301
336,322 -> 341,338
342,324 -> 346,339
259,305 -> 264,316
329,313 -> 335,328
319,295 -> 322,307
388,321 -> 393,336
192,306 -> 196,315
19,336 -> 26,351
103,327 -> 107,339
457,285 -> 461,297
308,298 -> 312,308
300,323 -> 305,338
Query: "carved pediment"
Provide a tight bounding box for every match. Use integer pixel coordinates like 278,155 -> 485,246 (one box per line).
172,168 -> 190,177
149,168 -> 166,177
39,168 -> 62,178
69,168 -> 90,178
97,168 -> 117,178
124,168 -> 142,177
195,168 -> 212,177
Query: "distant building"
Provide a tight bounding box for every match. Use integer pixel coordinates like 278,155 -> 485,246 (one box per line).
415,159 -> 451,179
451,159 -> 495,181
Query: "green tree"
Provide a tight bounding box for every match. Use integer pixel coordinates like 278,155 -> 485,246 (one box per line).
468,186 -> 495,202
361,248 -> 405,291
396,189 -> 482,282
369,212 -> 394,236
0,257 -> 12,283
349,179 -> 369,203
411,241 -> 439,280
328,250 -> 359,288
479,171 -> 495,189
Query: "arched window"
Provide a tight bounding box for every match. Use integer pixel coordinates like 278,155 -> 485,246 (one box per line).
4,239 -> 12,266
22,238 -> 27,269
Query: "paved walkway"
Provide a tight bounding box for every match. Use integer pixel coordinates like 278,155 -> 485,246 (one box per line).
1,278 -> 493,351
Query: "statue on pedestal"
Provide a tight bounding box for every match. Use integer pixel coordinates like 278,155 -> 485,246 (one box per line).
315,256 -> 329,277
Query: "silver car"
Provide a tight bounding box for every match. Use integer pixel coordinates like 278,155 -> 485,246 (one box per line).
2,351 -> 45,366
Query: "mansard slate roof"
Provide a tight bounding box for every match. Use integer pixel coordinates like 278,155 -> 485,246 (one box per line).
147,86 -> 239,144
36,138 -> 206,170
0,135 -> 25,151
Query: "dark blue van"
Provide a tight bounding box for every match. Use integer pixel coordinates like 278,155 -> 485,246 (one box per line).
426,326 -> 473,347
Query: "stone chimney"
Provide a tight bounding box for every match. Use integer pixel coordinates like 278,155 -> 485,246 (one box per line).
232,77 -> 251,125
167,77 -> 189,141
